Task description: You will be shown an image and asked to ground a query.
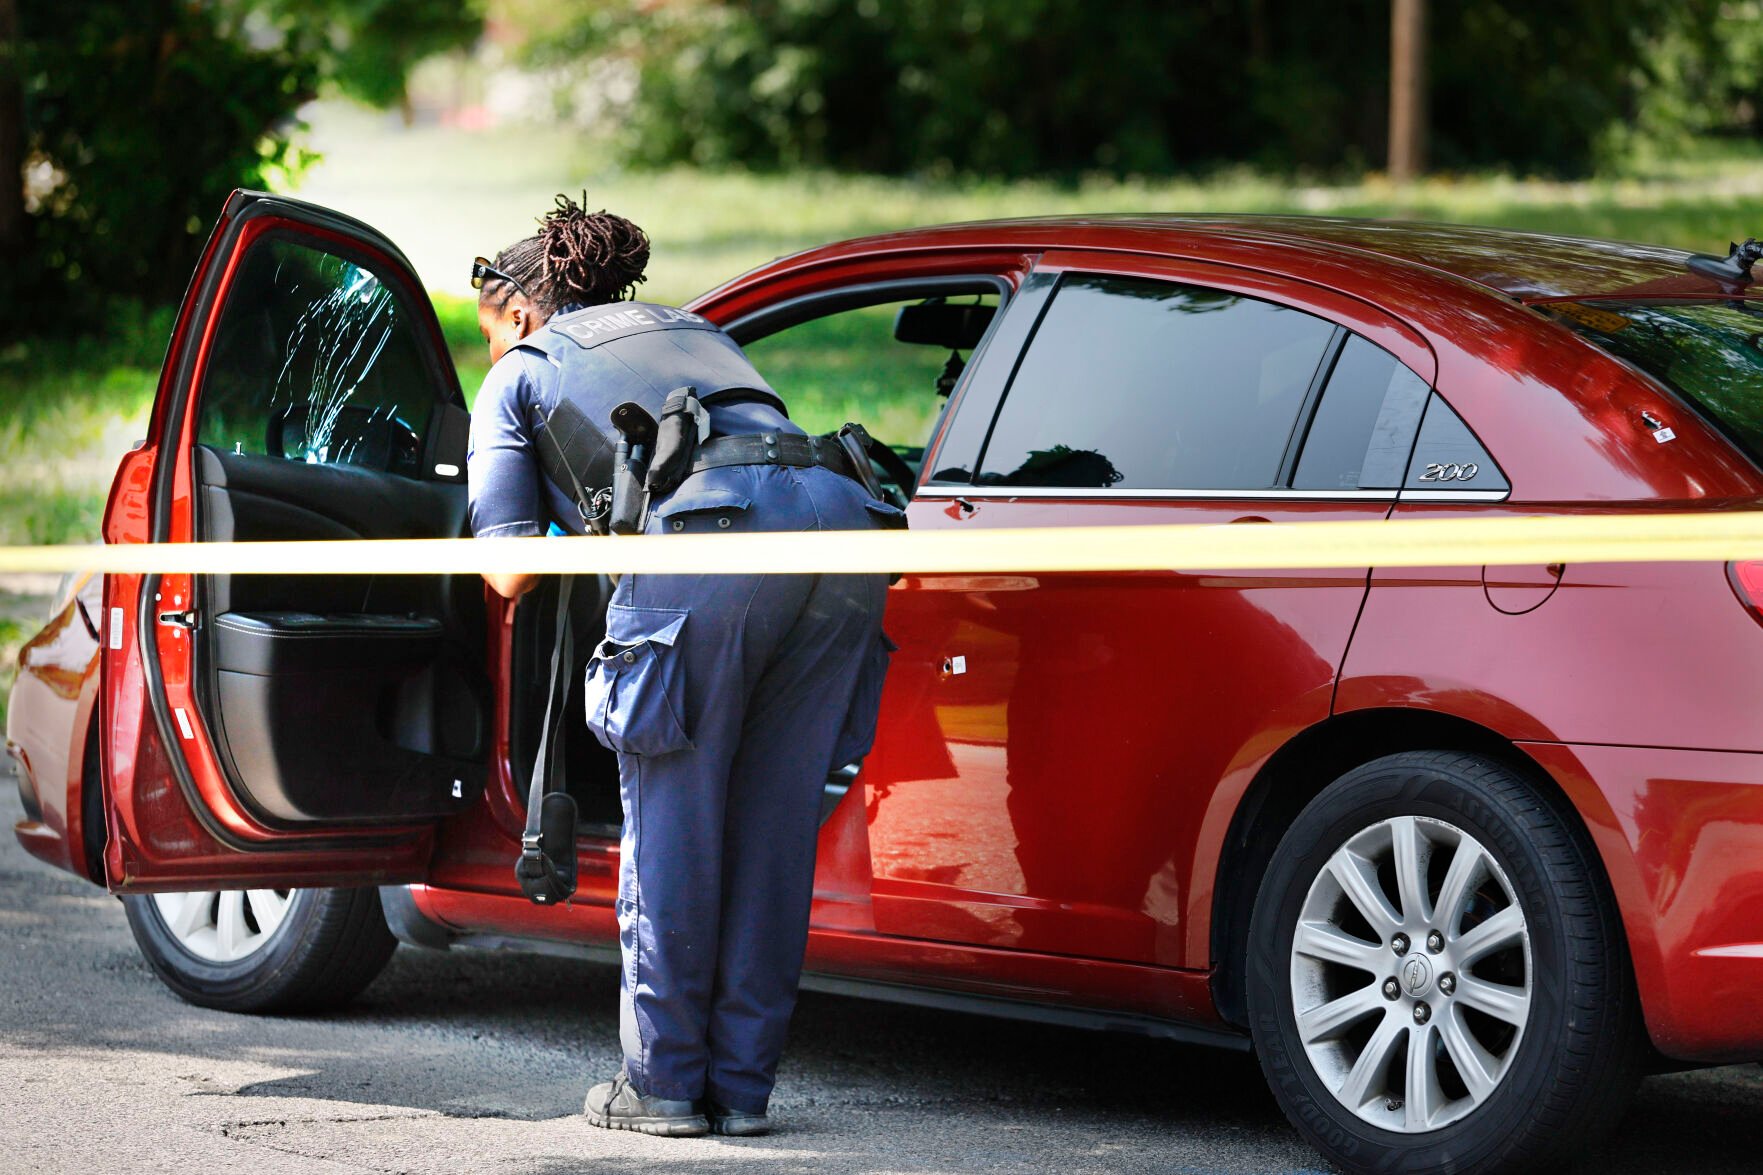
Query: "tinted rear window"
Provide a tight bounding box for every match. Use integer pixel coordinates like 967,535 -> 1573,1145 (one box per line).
1294,336 -> 1430,490
975,274 -> 1337,490
1540,300 -> 1763,464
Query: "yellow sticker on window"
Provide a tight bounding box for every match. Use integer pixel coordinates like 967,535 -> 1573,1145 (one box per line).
1545,301 -> 1632,333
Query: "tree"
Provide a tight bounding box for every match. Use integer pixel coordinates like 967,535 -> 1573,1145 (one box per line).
1387,0 -> 1426,182
2,1 -> 481,333
0,0 -> 22,264
274,0 -> 484,123
528,0 -> 1732,180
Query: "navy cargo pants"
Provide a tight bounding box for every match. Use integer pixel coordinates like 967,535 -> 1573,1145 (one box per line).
582,461 -> 895,1113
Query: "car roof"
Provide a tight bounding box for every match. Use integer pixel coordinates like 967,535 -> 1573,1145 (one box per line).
731,214 -> 1723,304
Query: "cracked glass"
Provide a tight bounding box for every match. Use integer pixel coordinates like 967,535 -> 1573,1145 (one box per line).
198,236 -> 435,478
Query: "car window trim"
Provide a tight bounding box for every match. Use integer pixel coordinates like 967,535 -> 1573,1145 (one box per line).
1276,327 -> 1349,488
917,484 -> 1510,503
194,224 -> 452,478
926,270 -> 1060,486
961,253 -> 1514,503
917,484 -> 1401,502
722,274 -> 1013,346
1395,391 -> 1512,500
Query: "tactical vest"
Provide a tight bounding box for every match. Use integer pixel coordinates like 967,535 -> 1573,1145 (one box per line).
516,301 -> 785,498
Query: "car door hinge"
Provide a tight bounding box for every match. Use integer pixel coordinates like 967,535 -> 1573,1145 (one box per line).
157,610 -> 197,630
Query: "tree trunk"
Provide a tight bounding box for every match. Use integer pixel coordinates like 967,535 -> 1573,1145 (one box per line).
0,0 -> 25,262
1388,0 -> 1427,183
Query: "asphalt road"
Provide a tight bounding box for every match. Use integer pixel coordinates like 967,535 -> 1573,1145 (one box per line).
3,785 -> 1762,1174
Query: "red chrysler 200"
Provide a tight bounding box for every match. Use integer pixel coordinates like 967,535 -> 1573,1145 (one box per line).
11,192 -> 1763,1173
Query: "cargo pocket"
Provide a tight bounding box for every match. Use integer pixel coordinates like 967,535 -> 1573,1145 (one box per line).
830,630 -> 897,768
652,489 -> 752,533
583,604 -> 693,756
863,499 -> 908,529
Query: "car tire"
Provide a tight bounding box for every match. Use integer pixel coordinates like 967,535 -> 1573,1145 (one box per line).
122,886 -> 397,1014
1246,750 -> 1643,1174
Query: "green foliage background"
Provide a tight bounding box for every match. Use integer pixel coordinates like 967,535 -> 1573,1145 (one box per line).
12,1 -> 318,322
530,0 -> 1763,178
4,0 -> 480,333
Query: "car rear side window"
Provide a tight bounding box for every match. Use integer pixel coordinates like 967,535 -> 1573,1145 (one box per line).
1540,300 -> 1763,469
197,235 -> 438,479
1294,336 -> 1431,490
974,274 -> 1337,490
1403,394 -> 1509,493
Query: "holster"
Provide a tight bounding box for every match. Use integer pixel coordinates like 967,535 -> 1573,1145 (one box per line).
608,401 -> 659,536
647,386 -> 709,498
516,792 -> 579,904
835,422 -> 886,500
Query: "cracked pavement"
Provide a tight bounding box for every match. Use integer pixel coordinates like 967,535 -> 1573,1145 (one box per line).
2,785 -> 1762,1174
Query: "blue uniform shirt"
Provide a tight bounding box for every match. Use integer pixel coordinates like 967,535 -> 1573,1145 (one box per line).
467,307 -> 802,538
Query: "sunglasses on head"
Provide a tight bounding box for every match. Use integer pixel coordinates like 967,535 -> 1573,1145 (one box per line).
471,256 -> 530,298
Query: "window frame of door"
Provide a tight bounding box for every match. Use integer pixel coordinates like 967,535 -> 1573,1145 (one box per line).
140,192 -> 463,853
188,227 -> 460,482
720,270 -> 1018,481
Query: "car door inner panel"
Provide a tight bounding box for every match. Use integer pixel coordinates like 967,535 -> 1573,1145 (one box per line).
193,446 -> 487,826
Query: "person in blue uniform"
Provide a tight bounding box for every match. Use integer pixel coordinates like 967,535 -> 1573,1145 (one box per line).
466,196 -> 894,1137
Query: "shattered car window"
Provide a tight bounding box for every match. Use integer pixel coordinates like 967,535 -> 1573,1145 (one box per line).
198,236 -> 434,477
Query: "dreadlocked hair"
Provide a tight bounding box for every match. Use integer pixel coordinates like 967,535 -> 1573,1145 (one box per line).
482,194 -> 651,315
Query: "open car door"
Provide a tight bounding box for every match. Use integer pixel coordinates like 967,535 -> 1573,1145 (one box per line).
99,191 -> 488,891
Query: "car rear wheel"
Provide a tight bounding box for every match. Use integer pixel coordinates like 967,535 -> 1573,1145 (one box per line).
122,885 -> 396,1013
1246,750 -> 1643,1174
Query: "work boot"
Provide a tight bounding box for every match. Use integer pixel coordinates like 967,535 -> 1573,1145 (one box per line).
706,1101 -> 771,1137
583,1071 -> 709,1137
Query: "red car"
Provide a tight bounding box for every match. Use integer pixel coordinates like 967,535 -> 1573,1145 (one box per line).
12,192 -> 1763,1173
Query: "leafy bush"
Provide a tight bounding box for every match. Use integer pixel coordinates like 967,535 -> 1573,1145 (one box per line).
531,0 -> 1749,180
3,1 -> 480,336
8,2 -> 319,329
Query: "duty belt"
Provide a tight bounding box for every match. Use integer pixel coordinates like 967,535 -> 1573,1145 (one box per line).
689,432 -> 858,480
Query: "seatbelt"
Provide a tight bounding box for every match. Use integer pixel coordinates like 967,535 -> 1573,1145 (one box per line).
515,576 -> 579,905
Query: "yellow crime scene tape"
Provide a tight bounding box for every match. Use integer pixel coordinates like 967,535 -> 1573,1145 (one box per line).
0,511 -> 1760,577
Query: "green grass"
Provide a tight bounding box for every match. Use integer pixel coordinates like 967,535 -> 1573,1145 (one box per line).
0,302 -> 168,547
432,292 -> 491,402
285,104 -> 1763,310
742,302 -> 961,444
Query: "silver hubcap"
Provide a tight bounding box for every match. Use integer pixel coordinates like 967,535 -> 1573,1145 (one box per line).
152,889 -> 296,963
1289,815 -> 1532,1133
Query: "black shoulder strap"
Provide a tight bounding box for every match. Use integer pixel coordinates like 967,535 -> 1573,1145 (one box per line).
515,577 -> 579,904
